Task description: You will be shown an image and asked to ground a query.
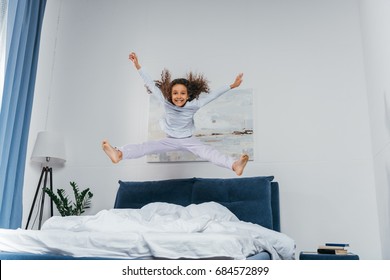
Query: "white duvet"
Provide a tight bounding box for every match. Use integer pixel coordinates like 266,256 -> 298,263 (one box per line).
0,202 -> 295,260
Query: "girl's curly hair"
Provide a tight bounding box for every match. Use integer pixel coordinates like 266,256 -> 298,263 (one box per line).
154,69 -> 210,103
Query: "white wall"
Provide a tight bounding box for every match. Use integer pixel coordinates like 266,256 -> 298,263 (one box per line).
359,0 -> 390,259
23,0 -> 382,259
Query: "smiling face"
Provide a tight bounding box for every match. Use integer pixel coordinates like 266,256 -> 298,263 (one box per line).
171,84 -> 189,107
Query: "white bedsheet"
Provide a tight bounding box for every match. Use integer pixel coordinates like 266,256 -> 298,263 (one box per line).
0,202 -> 295,260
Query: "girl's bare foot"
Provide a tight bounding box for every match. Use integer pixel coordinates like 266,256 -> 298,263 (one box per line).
232,154 -> 249,176
102,140 -> 122,163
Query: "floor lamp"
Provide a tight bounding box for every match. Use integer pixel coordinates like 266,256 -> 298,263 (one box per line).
25,131 -> 66,230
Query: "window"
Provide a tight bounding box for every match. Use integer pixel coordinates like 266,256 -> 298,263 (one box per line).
0,0 -> 7,112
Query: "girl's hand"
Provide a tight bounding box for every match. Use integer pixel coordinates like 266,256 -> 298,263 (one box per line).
129,52 -> 141,69
230,73 -> 243,89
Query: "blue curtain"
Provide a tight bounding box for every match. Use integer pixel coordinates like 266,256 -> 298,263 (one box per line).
0,0 -> 46,229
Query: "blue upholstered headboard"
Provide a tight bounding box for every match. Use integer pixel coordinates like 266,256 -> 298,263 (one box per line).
114,176 -> 280,232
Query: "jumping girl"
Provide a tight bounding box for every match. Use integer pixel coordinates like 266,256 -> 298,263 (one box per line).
103,52 -> 249,176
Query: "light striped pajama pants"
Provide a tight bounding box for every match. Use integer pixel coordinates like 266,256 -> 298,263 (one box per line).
117,136 -> 235,170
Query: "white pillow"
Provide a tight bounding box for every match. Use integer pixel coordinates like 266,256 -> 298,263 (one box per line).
186,202 -> 239,222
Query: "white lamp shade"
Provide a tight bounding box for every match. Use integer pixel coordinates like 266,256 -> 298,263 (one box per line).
31,131 -> 66,165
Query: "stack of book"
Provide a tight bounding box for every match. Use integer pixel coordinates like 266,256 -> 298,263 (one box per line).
317,243 -> 349,255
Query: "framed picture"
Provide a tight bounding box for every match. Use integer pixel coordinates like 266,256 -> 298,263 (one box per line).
147,88 -> 254,162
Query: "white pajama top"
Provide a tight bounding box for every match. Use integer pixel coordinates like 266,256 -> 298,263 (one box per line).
138,68 -> 231,138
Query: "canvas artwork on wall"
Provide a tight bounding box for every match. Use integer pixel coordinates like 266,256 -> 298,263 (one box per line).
147,88 -> 254,163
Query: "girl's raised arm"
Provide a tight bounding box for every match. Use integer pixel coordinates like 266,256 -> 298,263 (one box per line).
197,73 -> 244,107
230,73 -> 243,89
129,52 -> 141,70
129,52 -> 165,102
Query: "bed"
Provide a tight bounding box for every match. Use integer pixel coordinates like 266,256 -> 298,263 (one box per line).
0,176 -> 295,260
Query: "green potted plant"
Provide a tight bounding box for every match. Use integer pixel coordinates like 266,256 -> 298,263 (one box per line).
43,181 -> 93,216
